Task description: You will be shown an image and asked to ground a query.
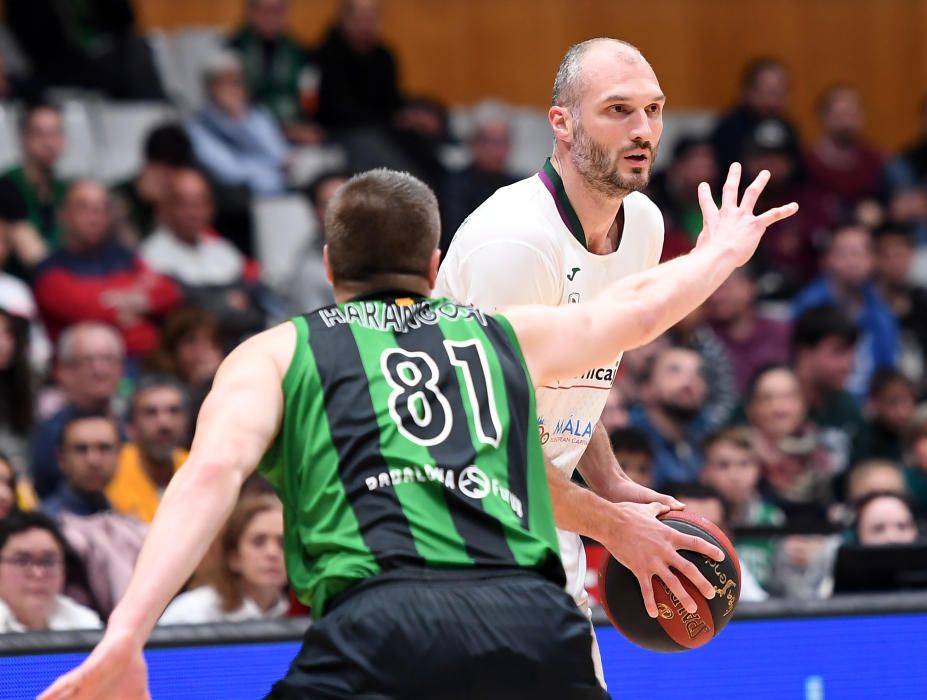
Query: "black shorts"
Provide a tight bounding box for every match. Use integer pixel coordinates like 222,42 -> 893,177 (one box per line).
265,570 -> 610,700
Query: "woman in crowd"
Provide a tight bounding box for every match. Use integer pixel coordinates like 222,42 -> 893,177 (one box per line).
0,309 -> 34,476
159,494 -> 288,625
854,491 -> 920,546
0,511 -> 101,632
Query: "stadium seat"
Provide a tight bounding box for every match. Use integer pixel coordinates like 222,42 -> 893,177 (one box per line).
0,102 -> 21,172
252,195 -> 319,291
162,28 -> 227,112
97,103 -> 180,184
55,98 -> 100,179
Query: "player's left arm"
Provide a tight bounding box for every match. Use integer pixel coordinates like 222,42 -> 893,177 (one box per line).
39,324 -> 294,700
576,420 -> 682,508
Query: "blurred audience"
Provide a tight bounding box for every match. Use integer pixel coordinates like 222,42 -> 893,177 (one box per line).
608,427 -> 654,489
33,181 -> 182,360
0,310 -> 34,475
805,86 -> 884,220
107,375 -> 190,523
442,104 -> 518,248
846,459 -> 907,504
705,265 -> 791,394
144,306 -> 224,425
228,0 -> 320,145
793,224 -> 899,399
160,495 -> 288,624
647,135 -> 718,260
30,323 -> 126,499
744,365 -> 834,512
860,369 -> 916,463
288,171 -> 344,315
0,232 -> 52,371
710,58 -> 802,172
853,491 -> 919,546
140,169 -> 267,344
111,124 -> 196,247
699,426 -> 784,592
0,511 -> 102,632
904,418 -> 927,511
0,455 -> 19,520
629,346 -> 711,486
187,50 -> 289,196
0,102 -> 67,273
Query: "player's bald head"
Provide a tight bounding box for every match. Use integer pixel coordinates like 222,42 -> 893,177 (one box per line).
552,38 -> 652,114
325,168 -> 440,284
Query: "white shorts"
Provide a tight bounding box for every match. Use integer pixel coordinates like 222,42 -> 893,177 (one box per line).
557,527 -> 606,689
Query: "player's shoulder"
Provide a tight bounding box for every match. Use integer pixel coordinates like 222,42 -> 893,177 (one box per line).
622,191 -> 665,240
224,320 -> 299,378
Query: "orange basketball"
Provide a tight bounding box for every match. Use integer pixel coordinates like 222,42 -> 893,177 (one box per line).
598,510 -> 741,652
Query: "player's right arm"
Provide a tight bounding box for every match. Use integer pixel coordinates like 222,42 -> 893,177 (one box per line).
39,323 -> 295,700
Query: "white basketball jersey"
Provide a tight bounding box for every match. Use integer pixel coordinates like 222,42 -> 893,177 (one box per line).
436,159 -> 664,479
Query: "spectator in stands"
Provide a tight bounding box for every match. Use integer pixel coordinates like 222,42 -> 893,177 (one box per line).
661,481 -> 768,601
5,0 -> 164,100
144,307 -> 224,428
628,346 -> 711,486
854,492 -> 919,546
705,265 -> 791,394
903,418 -> 927,511
187,50 -> 289,196
860,370 -> 916,463
608,427 -> 654,489
872,222 -> 927,389
42,412 -> 121,518
846,460 -> 907,504
0,103 -> 67,272
793,224 -> 899,399
0,310 -> 34,475
288,171 -> 344,315
0,229 -> 52,371
0,511 -> 101,632
107,376 -> 190,524
111,123 -> 196,247
646,135 -> 718,261
885,97 -> 927,194
740,119 -> 830,298
30,323 -> 125,499
41,412 -> 147,616
600,383 -> 630,433
0,455 -> 18,520
441,104 -> 518,249
710,58 -> 803,172
805,86 -> 884,219
228,0 -> 319,145
745,365 -> 835,512
792,305 -> 869,479
141,169 -> 267,345
159,494 -> 288,624
699,426 -> 785,593
32,180 -> 182,360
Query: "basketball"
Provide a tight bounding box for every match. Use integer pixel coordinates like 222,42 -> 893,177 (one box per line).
598,510 -> 742,652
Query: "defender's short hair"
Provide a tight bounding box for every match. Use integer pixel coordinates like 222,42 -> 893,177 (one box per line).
324,169 -> 440,283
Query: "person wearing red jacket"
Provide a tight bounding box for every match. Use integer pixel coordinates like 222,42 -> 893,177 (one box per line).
33,180 -> 181,359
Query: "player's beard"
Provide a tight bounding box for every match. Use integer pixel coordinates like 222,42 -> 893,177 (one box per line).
571,119 -> 655,198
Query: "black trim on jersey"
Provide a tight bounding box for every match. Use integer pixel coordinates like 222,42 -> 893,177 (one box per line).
306,312 -> 426,572
392,321 -> 518,568
482,318 -> 532,530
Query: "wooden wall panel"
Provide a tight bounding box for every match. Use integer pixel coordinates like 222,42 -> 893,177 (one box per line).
133,0 -> 927,149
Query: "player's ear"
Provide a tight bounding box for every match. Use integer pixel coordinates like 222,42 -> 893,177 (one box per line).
549,105 -> 573,144
426,249 -> 441,290
322,245 -> 334,286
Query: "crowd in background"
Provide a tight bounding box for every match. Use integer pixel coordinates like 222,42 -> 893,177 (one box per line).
0,0 -> 926,633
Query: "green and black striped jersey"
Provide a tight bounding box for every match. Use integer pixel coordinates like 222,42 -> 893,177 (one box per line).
258,292 -> 563,616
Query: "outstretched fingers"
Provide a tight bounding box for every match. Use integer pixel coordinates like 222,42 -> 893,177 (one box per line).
739,169 -> 771,213
697,181 -> 718,230
756,201 -> 800,228
720,162 -> 742,209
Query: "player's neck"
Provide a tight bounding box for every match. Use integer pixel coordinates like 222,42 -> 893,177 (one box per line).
551,154 -> 625,254
333,274 -> 433,303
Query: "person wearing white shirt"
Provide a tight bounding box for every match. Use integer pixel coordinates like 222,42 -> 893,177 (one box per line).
159,494 -> 289,625
0,511 -> 102,633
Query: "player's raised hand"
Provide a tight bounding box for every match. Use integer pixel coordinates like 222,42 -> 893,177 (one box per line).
38,631 -> 150,700
600,501 -> 725,619
695,162 -> 799,266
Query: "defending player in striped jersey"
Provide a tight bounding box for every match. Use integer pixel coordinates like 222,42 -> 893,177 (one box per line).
41,164 -> 795,700
436,38 -> 677,681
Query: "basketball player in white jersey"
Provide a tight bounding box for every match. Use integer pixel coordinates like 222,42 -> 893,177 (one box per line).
436,38 -> 704,682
